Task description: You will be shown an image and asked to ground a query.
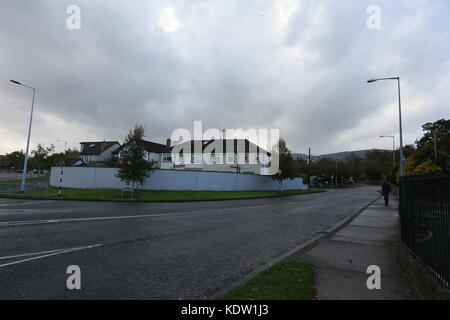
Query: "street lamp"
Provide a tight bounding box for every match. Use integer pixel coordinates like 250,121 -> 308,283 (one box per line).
379,135 -> 395,167
367,77 -> 405,177
10,80 -> 36,192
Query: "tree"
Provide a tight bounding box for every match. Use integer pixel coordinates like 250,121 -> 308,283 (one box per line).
364,150 -> 392,181
415,119 -> 450,171
343,154 -> 365,182
405,159 -> 441,176
313,158 -> 336,183
31,144 -> 55,170
116,125 -> 155,189
272,138 -> 296,192
416,119 -> 450,151
292,158 -> 309,181
1,151 -> 25,170
45,148 -> 81,168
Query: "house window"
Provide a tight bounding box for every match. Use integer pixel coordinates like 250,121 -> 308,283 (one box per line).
227,153 -> 235,164
245,153 -> 249,164
163,154 -> 172,162
191,154 -> 201,164
210,153 -> 223,164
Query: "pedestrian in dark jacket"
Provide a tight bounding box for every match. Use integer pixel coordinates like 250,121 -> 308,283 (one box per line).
382,181 -> 392,206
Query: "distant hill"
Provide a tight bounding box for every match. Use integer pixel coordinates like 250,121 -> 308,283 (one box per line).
292,149 -> 389,161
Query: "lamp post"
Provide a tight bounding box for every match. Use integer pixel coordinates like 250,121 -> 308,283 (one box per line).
335,159 -> 338,187
10,80 -> 36,193
380,135 -> 395,167
367,77 -> 404,177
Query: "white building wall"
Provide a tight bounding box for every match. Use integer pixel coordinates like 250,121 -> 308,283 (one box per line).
170,152 -> 267,174
147,152 -> 161,164
160,153 -> 174,170
99,144 -> 121,161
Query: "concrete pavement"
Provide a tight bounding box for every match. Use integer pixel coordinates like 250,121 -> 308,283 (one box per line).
299,197 -> 419,299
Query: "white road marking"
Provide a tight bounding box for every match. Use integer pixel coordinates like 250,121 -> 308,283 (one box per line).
0,200 -> 55,208
0,204 -> 273,227
0,248 -> 72,260
0,209 -> 70,213
0,244 -> 102,268
0,189 -> 359,228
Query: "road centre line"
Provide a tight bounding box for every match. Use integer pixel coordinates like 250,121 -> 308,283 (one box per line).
0,200 -> 55,208
0,204 -> 274,227
0,244 -> 102,268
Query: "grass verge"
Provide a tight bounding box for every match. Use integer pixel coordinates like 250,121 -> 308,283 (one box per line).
218,262 -> 315,300
42,188 -> 325,201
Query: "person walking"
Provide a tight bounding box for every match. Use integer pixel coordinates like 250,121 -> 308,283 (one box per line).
382,181 -> 392,206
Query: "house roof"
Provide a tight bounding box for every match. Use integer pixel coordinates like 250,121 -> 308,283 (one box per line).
173,139 -> 271,155
141,140 -> 173,153
67,158 -> 87,167
113,140 -> 172,155
80,141 -> 120,156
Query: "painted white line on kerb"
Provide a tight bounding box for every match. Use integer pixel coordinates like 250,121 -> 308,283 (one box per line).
0,244 -> 102,268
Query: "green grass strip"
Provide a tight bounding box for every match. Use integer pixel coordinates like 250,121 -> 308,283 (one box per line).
42,188 -> 324,201
218,262 -> 315,300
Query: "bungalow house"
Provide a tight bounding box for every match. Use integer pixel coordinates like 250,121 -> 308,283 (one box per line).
79,141 -> 121,164
112,139 -> 174,170
112,138 -> 271,175
171,139 -> 271,175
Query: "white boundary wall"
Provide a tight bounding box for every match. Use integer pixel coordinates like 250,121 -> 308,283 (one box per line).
50,167 -> 307,191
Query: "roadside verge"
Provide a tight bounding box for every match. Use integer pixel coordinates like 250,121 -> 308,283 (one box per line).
0,189 -> 325,203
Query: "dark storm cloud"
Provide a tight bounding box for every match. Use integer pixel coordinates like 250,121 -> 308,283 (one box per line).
0,0 -> 449,154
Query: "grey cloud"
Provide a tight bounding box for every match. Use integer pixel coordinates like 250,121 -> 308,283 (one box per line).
0,0 -> 449,155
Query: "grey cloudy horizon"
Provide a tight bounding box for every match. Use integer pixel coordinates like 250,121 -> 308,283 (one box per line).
0,0 -> 449,156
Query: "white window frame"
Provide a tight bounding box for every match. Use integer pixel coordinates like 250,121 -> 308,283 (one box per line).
226,153 -> 235,164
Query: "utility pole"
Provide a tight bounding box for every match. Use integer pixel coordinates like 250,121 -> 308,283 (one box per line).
335,160 -> 338,187
308,148 -> 311,191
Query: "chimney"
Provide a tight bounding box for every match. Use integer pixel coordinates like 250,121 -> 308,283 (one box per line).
166,138 -> 171,147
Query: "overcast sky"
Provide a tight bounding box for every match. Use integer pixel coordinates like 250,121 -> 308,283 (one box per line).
0,0 -> 449,155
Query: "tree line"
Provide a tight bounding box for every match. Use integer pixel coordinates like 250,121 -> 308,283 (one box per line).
0,144 -> 80,171
286,119 -> 449,185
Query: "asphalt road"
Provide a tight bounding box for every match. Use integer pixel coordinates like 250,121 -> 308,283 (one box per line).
0,172 -> 43,181
0,186 -> 379,299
